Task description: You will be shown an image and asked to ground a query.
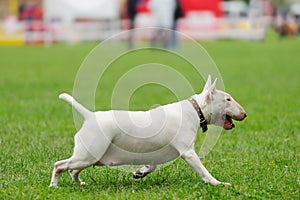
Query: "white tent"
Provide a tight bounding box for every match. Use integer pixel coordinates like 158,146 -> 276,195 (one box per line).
43,0 -> 120,41
291,3 -> 300,15
43,0 -> 119,21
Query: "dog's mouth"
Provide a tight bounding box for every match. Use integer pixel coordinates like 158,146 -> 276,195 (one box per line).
223,115 -> 235,130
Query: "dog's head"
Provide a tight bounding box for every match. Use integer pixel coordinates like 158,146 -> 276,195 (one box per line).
201,75 -> 247,130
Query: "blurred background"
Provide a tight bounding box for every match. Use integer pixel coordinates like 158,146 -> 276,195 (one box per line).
0,0 -> 299,45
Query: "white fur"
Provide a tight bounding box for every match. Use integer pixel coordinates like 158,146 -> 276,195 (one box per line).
49,75 -> 246,187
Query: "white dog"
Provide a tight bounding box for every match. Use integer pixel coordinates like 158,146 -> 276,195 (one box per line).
49,76 -> 246,187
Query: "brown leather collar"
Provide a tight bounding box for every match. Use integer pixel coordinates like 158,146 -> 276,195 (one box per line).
188,97 -> 208,132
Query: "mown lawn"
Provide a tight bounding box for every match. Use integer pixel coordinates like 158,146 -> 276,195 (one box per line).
0,32 -> 299,199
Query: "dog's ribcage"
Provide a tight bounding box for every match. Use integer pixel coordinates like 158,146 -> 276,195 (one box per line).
77,101 -> 199,166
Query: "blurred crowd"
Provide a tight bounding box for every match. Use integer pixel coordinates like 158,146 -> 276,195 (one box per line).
124,0 -> 184,48
18,1 -> 43,21
274,4 -> 300,37
121,0 -> 300,42
1,0 -> 300,46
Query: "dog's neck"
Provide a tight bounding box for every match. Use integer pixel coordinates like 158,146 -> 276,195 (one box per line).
191,93 -> 212,124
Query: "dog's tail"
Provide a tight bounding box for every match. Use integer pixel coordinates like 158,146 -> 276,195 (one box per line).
59,93 -> 92,119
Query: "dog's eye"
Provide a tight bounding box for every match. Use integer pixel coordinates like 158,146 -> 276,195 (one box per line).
226,98 -> 231,102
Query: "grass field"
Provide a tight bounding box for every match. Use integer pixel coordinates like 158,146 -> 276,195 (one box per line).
0,32 -> 299,199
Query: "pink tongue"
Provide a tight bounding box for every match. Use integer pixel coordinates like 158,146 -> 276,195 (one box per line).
223,119 -> 232,130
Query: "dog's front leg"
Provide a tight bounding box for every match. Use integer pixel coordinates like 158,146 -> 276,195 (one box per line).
181,150 -> 230,186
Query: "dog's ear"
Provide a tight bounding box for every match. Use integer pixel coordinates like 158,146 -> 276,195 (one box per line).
204,77 -> 217,101
211,78 -> 217,93
203,75 -> 212,91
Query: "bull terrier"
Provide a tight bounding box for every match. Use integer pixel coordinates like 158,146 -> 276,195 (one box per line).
49,75 -> 246,187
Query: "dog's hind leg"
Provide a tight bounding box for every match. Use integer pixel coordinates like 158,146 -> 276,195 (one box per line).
69,169 -> 86,185
181,149 -> 230,186
49,156 -> 93,187
133,164 -> 157,179
49,159 -> 70,187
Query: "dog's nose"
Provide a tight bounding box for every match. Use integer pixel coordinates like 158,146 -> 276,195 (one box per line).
243,113 -> 247,118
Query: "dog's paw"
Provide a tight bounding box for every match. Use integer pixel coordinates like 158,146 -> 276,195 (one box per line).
49,183 -> 58,188
204,178 -> 221,186
133,172 -> 145,179
133,170 -> 148,179
204,178 -> 231,186
210,181 -> 222,186
80,181 -> 86,185
208,181 -> 231,186
221,182 -> 231,186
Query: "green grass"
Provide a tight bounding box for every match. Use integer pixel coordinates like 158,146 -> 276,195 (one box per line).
0,32 -> 299,199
